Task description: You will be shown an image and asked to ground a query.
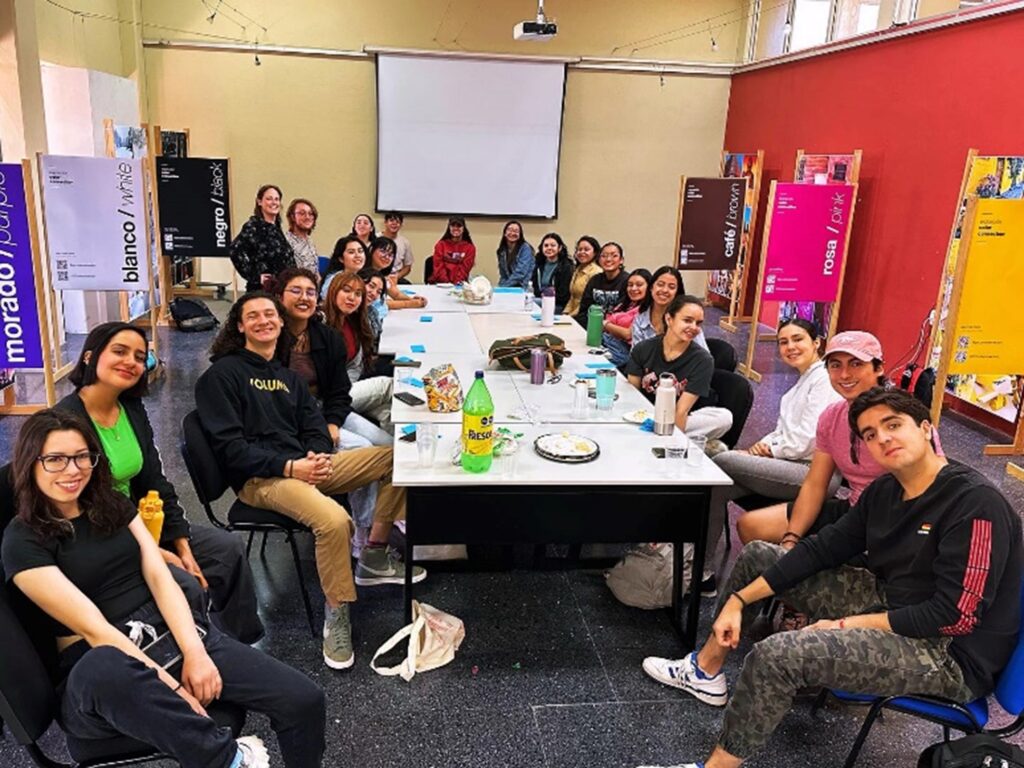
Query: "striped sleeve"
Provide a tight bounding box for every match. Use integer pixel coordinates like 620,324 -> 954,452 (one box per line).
889,510 -> 1003,640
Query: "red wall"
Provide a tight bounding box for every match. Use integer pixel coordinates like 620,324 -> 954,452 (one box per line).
724,8 -> 1024,365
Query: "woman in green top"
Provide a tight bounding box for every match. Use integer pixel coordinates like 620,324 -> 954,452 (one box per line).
57,322 -> 263,643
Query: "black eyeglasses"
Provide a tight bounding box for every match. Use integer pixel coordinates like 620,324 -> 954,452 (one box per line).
37,452 -> 101,473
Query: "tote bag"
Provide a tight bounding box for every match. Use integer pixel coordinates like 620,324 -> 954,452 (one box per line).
370,601 -> 465,682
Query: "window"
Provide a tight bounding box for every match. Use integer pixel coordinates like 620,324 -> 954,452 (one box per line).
833,0 -> 883,39
789,0 -> 831,51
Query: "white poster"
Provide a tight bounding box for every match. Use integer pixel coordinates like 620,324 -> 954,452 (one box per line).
40,155 -> 150,291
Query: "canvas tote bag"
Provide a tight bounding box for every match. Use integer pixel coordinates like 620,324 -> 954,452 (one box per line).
370,601 -> 465,681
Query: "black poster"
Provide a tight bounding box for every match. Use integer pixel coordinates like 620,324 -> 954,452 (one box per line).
156,157 -> 231,258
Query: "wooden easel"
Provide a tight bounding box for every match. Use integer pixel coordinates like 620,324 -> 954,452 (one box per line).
751,149 -> 863,343
737,179 -> 859,383
0,160 -> 61,415
716,149 -> 764,333
930,196 -> 1024,478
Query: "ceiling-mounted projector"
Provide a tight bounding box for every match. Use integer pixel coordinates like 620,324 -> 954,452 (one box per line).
514,0 -> 557,40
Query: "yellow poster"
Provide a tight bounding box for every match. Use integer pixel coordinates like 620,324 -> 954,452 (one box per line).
949,198 -> 1024,375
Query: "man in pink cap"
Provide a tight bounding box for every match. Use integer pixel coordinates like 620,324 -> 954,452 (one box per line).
733,329 -> 892,547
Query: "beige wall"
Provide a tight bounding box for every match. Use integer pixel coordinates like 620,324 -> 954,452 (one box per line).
34,0 -> 125,74
139,0 -> 736,284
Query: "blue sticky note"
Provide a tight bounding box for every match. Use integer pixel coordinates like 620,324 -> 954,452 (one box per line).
395,355 -> 414,363
419,315 -> 433,323
586,362 -> 615,369
401,289 -> 417,296
574,372 -> 597,380
410,344 -> 426,353
407,377 -> 425,389
400,425 -> 416,435
531,313 -> 542,321
494,286 -> 524,294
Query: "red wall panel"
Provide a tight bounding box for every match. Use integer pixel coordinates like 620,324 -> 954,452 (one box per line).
724,9 -> 1024,366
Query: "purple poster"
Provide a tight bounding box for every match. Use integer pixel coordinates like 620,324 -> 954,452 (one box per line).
0,164 -> 44,368
760,182 -> 855,303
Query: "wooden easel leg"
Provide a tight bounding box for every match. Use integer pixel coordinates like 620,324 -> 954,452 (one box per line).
1007,463 -> 1024,482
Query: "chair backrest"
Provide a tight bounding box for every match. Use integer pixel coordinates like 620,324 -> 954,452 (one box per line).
423,256 -> 434,283
994,584 -> 1024,716
706,337 -> 738,373
711,368 -> 754,449
180,410 -> 230,527
0,580 -> 58,750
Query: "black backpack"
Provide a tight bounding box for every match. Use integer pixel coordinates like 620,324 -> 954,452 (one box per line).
918,734 -> 1024,768
169,297 -> 219,332
899,362 -> 937,410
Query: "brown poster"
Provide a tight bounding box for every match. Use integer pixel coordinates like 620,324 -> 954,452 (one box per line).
676,177 -> 747,271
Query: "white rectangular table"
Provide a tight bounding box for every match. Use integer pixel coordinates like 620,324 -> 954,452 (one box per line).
378,310 -> 482,355
395,421 -> 732,652
391,356 -> 524,424
396,284 -> 534,315
509,368 -> 655,424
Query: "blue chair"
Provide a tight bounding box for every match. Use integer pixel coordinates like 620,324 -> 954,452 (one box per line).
816,586 -> 1024,767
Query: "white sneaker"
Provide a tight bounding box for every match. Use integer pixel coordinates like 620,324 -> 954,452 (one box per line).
235,735 -> 270,768
642,652 -> 727,707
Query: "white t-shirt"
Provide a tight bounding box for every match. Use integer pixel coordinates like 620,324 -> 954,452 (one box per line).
390,233 -> 414,273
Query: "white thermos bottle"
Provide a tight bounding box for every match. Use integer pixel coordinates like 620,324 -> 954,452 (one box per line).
653,373 -> 676,436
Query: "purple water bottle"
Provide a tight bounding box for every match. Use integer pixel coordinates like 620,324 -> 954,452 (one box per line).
530,348 -> 546,385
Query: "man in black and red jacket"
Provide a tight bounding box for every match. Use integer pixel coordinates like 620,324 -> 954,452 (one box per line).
638,387 -> 1022,768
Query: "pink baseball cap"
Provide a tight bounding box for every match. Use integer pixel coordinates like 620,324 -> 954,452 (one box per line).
824,330 -> 883,362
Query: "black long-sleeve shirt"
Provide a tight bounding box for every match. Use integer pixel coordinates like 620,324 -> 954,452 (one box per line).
195,348 -> 333,491
764,462 -> 1021,697
229,216 -> 294,291
575,270 -> 630,322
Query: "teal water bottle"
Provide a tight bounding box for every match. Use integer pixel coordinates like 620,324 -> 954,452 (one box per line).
586,305 -> 604,347
460,371 -> 494,473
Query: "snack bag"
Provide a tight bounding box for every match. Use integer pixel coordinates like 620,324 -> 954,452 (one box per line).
422,363 -> 465,413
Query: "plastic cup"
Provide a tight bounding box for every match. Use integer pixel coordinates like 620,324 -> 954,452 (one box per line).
665,443 -> 687,477
595,368 -> 617,411
416,423 -> 437,467
686,435 -> 706,466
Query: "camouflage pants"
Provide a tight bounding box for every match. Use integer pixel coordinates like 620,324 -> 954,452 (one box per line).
715,541 -> 973,758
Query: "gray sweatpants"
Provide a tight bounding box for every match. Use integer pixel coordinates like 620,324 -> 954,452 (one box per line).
706,451 -> 841,564
715,541 -> 973,758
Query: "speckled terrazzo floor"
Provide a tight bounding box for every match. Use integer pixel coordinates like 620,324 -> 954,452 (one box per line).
1,305 -> 1022,768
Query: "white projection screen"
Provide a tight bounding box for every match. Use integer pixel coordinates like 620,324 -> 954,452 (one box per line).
376,53 -> 567,218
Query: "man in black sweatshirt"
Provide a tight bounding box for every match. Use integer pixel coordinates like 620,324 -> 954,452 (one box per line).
638,388 -> 1022,768
195,292 -> 425,672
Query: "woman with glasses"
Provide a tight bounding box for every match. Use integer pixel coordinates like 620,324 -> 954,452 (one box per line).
56,323 -> 263,643
367,236 -> 427,310
284,198 -> 320,274
496,220 -> 534,288
273,268 -> 390,449
2,409 -> 326,767
229,184 -> 294,292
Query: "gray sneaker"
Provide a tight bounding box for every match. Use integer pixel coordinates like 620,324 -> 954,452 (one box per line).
323,602 -> 354,670
355,546 -> 427,586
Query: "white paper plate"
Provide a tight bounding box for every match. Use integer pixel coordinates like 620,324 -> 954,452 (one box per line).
621,409 -> 650,424
533,433 -> 600,463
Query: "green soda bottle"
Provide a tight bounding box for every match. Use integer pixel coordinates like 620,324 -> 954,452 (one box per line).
461,370 -> 494,473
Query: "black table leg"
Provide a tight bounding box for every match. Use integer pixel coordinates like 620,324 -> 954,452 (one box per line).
404,490 -> 416,625
685,487 -> 710,653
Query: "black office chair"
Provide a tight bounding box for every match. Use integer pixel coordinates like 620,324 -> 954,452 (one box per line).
179,411 -> 317,637
423,256 -> 434,283
0,565 -> 244,768
711,368 -> 753,450
706,337 -> 738,372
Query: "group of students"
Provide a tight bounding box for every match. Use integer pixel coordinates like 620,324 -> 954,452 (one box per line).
1,187 -> 1020,768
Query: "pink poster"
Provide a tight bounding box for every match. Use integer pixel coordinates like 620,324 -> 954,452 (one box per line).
760,183 -> 855,304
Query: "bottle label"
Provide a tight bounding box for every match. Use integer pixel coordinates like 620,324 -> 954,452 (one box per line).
462,414 -> 494,456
